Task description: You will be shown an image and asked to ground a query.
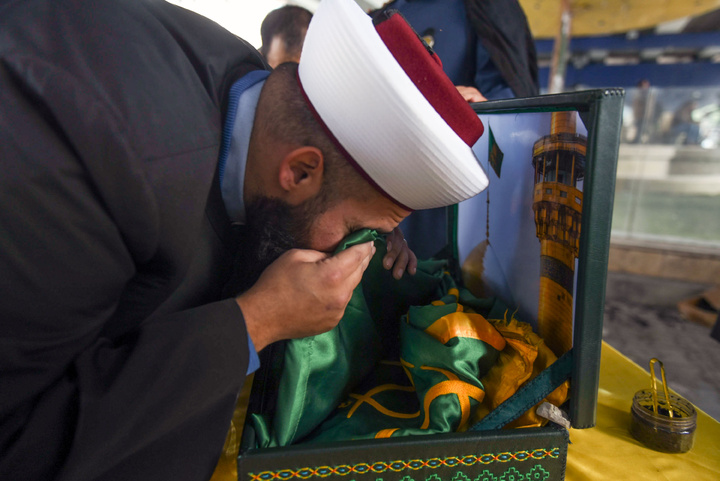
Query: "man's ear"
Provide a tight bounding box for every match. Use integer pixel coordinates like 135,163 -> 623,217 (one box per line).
278,146 -> 324,204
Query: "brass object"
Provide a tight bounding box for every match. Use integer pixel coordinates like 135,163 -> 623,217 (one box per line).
629,358 -> 697,453
648,358 -> 673,418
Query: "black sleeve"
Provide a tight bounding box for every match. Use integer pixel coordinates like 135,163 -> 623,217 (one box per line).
0,37 -> 250,481
2,302 -> 250,481
464,0 -> 539,98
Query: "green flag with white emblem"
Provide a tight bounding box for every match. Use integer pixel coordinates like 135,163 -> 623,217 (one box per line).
488,126 -> 504,178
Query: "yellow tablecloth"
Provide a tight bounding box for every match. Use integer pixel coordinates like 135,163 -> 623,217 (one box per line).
566,342 -> 720,480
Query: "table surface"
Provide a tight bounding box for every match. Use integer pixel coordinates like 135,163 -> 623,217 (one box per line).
566,342 -> 720,480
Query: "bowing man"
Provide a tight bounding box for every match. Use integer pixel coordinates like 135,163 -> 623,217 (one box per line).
0,0 -> 488,479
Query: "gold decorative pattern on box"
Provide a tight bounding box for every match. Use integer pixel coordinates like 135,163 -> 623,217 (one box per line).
248,449 -> 560,481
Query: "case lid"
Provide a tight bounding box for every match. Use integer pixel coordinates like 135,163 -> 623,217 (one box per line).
455,89 -> 625,428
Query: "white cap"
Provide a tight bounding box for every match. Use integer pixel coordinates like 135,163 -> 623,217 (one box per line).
298,0 -> 488,210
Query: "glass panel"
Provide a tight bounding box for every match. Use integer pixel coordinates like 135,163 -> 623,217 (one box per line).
614,86 -> 720,247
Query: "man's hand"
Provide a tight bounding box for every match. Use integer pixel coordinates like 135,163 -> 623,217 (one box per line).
236,242 -> 375,352
383,227 -> 417,280
456,85 -> 487,103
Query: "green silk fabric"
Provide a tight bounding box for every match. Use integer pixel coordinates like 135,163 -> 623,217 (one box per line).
249,230 -> 509,446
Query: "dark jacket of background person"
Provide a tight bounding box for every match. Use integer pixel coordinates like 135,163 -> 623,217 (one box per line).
463,0 -> 538,98
0,0 -> 266,479
374,0 -> 538,99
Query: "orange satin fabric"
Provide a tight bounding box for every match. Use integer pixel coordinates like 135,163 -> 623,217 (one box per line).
470,312 -> 569,428
424,311 -> 507,352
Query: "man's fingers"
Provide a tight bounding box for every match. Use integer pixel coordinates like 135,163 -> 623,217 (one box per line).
287,247 -> 330,263
383,229 -> 405,269
384,248 -> 397,269
407,250 -> 418,275
392,248 -> 409,280
347,246 -> 374,287
456,85 -> 487,103
326,241 -> 375,274
323,242 -> 375,311
240,242 -> 377,347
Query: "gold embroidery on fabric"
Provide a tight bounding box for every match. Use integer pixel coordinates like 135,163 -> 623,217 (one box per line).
401,358 -> 416,387
347,384 -> 420,419
419,367 -> 485,430
431,288 -> 461,307
374,428 -> 400,438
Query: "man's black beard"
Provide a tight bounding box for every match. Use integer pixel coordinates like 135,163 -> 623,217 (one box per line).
226,195 -> 319,294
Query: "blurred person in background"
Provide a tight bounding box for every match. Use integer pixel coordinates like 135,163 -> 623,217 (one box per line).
260,5 -> 313,68
632,79 -> 651,143
669,98 -> 701,145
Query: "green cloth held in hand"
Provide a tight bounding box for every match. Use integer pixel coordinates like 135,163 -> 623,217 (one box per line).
249,229 -> 507,446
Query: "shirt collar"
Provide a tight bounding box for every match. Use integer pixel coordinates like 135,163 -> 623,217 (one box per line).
220,73 -> 268,225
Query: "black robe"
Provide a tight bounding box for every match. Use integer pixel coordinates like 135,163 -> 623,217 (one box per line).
0,0 -> 266,479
